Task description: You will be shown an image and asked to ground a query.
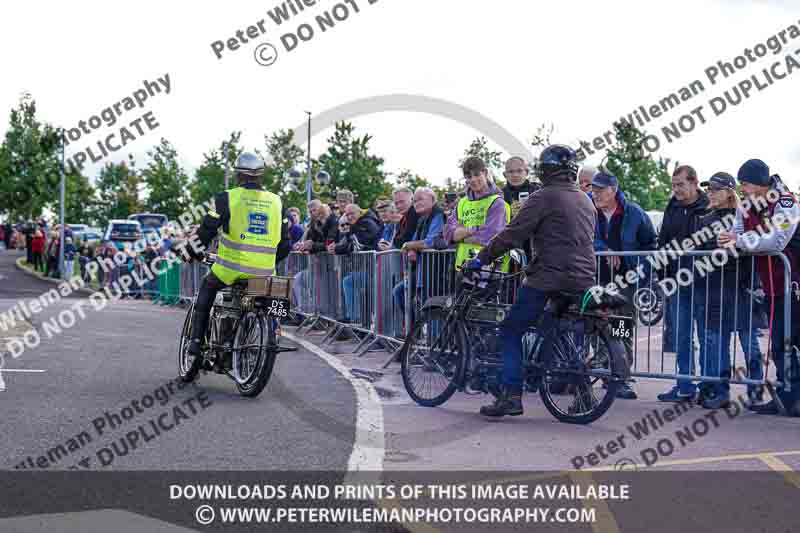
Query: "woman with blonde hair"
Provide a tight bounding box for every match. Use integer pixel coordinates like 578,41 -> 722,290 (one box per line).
692,172 -> 759,409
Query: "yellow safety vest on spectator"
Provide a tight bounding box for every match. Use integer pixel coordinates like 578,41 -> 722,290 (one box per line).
455,194 -> 511,271
211,187 -> 282,285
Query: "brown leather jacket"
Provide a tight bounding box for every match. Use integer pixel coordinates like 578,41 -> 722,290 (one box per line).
478,178 -> 596,292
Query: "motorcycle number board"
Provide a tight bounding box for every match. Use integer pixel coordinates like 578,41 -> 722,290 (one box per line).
609,317 -> 634,340
262,297 -> 290,318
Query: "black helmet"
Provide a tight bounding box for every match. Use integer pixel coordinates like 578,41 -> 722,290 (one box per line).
535,144 -> 579,181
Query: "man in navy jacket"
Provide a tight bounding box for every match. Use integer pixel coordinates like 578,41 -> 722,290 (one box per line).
592,171 -> 658,399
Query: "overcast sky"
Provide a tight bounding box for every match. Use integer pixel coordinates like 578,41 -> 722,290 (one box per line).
2,0 -> 799,194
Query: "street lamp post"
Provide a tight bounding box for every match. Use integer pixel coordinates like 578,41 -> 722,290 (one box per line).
58,128 -> 65,280
305,111 -> 312,204
223,142 -> 230,190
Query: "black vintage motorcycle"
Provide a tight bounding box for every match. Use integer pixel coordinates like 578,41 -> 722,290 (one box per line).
178,254 -> 296,397
399,267 -> 631,424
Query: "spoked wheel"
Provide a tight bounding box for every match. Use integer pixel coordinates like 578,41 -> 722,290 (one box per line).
539,327 -> 621,424
178,302 -> 203,383
401,307 -> 465,407
233,312 -> 276,397
635,287 -> 664,326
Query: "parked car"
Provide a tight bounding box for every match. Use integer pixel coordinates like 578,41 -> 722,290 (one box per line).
74,230 -> 102,250
128,213 -> 168,229
104,220 -> 142,246
68,224 -> 89,233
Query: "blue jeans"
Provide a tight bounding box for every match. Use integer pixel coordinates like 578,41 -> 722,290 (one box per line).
500,286 -> 548,392
665,287 -> 698,395
736,292 -> 764,388
695,299 -> 733,398
737,325 -> 764,390
343,272 -> 366,322
769,294 -> 800,407
393,280 -> 406,316
293,271 -> 305,309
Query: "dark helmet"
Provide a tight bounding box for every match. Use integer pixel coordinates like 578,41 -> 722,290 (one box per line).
234,152 -> 265,183
534,144 -> 579,181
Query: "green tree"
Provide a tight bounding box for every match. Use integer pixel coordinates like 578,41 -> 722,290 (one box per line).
459,136 -> 504,177
317,121 -> 389,209
62,162 -> 99,225
263,129 -> 306,211
141,138 -> 190,220
602,123 -> 672,211
392,169 -> 432,191
0,93 -> 62,221
430,177 -> 461,202
190,132 -> 242,207
530,122 -> 554,150
94,156 -> 142,225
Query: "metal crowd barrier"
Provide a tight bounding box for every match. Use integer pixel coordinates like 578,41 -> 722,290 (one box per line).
595,250 -> 792,392
151,246 -> 795,394
178,260 -> 207,304
405,250 -> 457,336
374,250 -> 405,341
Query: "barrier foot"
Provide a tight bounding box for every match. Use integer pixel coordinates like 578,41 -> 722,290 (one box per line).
325,324 -> 357,345
355,336 -> 383,357
321,324 -> 342,345
352,333 -> 374,354
298,315 -> 323,334
765,381 -> 788,415
296,314 -> 315,331
381,342 -> 405,369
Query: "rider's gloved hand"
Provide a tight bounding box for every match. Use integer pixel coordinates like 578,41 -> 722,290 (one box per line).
462,257 -> 483,285
463,257 -> 482,271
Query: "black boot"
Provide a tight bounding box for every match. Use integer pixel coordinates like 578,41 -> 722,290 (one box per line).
188,308 -> 210,357
480,389 -> 523,417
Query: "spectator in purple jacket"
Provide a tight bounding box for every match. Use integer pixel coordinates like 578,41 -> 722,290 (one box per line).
286,207 -> 305,249
444,157 -> 509,271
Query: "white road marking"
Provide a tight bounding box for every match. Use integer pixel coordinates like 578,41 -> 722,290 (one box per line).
283,331 -> 384,478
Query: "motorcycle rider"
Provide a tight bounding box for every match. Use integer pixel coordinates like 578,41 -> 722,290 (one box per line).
186,152 -> 290,371
465,145 -> 597,417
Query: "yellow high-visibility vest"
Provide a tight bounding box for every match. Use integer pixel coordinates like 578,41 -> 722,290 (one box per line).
454,194 -> 511,271
211,187 -> 282,285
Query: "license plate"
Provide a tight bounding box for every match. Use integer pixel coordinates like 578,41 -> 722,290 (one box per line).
609,317 -> 634,340
262,297 -> 290,318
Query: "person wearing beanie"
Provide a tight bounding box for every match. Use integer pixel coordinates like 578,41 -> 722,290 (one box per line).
719,159 -> 800,416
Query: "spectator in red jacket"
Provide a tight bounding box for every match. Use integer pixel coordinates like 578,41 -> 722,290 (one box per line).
31,229 -> 45,271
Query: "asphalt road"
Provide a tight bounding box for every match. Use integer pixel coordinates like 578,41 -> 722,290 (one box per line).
0,250 -> 360,472
3,248 -> 800,533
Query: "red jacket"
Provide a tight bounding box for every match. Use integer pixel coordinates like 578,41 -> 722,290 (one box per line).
31,234 -> 45,253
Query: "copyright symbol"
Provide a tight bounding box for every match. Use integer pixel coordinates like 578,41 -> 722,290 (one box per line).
254,42 -> 278,66
195,505 -> 215,525
615,458 -> 639,471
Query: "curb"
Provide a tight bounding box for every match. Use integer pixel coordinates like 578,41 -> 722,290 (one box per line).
14,257 -> 97,296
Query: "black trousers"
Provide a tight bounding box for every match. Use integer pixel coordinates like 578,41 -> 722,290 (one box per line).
190,271 -> 227,343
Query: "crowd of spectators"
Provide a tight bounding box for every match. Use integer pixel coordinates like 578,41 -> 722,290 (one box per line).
5,152 -> 799,417
279,153 -> 800,417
